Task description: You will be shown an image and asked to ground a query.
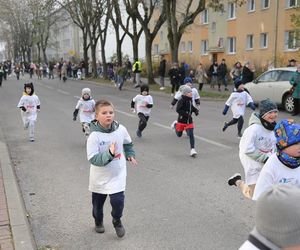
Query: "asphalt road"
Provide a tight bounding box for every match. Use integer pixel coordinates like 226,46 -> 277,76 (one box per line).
0,75 -> 294,250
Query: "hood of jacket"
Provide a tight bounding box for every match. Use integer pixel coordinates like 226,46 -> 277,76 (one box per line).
248,112 -> 261,126
90,120 -> 119,133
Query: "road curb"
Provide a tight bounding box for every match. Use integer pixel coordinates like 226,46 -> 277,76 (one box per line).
0,127 -> 36,250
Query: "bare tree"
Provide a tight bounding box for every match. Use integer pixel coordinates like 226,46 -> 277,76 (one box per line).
124,0 -> 166,84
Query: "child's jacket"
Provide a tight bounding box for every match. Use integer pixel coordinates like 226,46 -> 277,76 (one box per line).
176,95 -> 198,124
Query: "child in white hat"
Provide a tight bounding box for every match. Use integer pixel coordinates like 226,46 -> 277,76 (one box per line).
73,88 -> 95,138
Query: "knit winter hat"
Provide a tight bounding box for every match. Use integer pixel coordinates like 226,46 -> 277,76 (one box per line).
180,85 -> 192,95
183,77 -> 193,84
24,82 -> 34,95
259,99 -> 278,118
275,119 -> 300,150
234,78 -> 243,89
82,88 -> 91,96
140,85 -> 149,93
256,185 -> 300,248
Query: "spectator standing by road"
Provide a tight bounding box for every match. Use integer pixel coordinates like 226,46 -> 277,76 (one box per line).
0,64 -> 4,87
168,62 -> 181,96
217,58 -> 228,91
195,62 -> 208,91
230,61 -> 242,81
208,61 -> 218,89
158,55 -> 166,90
132,58 -> 142,88
287,58 -> 297,67
242,61 -> 255,84
290,64 -> 300,116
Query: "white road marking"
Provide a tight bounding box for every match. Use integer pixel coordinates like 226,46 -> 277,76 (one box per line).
57,89 -> 70,95
116,109 -> 232,149
115,109 -> 136,118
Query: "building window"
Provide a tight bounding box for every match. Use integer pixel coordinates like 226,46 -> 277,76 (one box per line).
218,37 -> 224,48
246,34 -> 254,50
181,41 -> 186,52
188,41 -> 193,52
285,30 -> 300,50
248,0 -> 255,12
261,0 -> 270,9
227,37 -> 236,54
260,33 -> 268,48
211,22 -> 216,32
201,9 -> 209,24
153,44 -> 159,54
201,40 -> 208,55
286,0 -> 298,8
228,3 -> 236,19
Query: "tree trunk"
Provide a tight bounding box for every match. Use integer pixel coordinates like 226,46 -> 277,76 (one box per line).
91,43 -> 97,78
27,48 -> 31,62
145,36 -> 154,84
82,33 -> 89,76
100,37 -> 107,79
37,43 -> 41,64
42,48 -> 48,64
132,36 -> 139,60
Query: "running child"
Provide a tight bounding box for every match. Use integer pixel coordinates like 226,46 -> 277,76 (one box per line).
131,85 -> 153,138
227,99 -> 278,199
87,100 -> 137,237
73,88 -> 95,138
17,82 -> 40,142
222,78 -> 255,138
172,85 -> 199,157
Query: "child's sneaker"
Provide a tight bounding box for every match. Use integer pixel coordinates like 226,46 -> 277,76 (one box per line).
237,132 -> 243,138
136,129 -> 142,138
95,222 -> 105,233
113,219 -> 125,238
171,120 -> 177,129
228,173 -> 242,186
30,137 -> 35,142
190,148 -> 197,157
222,122 -> 228,132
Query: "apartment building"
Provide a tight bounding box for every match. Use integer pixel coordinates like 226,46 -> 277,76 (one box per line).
152,0 -> 300,69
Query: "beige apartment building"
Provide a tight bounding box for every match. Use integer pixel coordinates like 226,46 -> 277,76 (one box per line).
152,0 -> 300,70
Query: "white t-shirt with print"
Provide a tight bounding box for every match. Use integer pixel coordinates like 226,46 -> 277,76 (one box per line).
87,124 -> 132,194
17,94 -> 40,122
253,153 -> 300,200
132,94 -> 153,116
75,98 -> 95,123
225,91 -> 253,119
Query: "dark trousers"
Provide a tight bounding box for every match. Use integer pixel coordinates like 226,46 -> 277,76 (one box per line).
293,98 -> 300,115
226,116 -> 244,133
199,82 -> 204,91
175,128 -> 195,148
171,82 -> 180,94
0,76 -> 2,86
138,113 -> 149,132
92,191 -> 124,223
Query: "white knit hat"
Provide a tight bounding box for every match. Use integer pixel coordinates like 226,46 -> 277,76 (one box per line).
82,88 -> 91,96
256,185 -> 300,248
180,85 -> 192,95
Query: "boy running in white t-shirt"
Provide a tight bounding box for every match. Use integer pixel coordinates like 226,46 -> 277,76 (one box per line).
222,78 -> 255,138
131,85 -> 153,138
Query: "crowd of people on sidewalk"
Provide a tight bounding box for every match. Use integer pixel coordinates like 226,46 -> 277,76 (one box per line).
2,53 -> 300,248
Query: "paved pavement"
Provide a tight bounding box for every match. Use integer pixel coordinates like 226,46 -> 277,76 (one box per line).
0,75 -> 230,250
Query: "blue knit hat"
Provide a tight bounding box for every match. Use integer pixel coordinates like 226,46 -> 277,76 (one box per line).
183,77 -> 193,84
234,77 -> 243,89
275,119 -> 300,150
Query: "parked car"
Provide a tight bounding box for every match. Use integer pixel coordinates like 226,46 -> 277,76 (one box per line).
246,67 -> 297,113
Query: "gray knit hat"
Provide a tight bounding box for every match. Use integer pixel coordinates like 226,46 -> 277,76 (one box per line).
259,99 -> 278,118
180,85 -> 192,95
256,185 -> 300,248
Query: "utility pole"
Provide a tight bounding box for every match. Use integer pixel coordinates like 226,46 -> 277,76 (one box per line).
274,0 -> 279,67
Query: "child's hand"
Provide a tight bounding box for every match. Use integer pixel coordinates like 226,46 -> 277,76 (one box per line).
127,157 -> 137,166
109,142 -> 116,155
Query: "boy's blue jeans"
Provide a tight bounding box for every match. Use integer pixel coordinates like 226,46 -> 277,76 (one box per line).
92,191 -> 124,223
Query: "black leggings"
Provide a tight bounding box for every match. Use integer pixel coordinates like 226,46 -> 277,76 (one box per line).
138,113 -> 149,132
175,128 -> 195,149
226,116 -> 244,134
171,82 -> 180,94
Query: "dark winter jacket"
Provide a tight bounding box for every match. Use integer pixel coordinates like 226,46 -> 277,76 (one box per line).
217,63 -> 227,78
242,66 -> 254,84
176,95 -> 198,124
159,59 -> 166,76
168,68 -> 180,85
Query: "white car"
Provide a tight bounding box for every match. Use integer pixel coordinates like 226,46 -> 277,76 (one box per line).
246,67 -> 297,113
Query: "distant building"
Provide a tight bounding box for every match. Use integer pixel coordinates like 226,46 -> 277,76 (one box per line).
152,0 -> 300,69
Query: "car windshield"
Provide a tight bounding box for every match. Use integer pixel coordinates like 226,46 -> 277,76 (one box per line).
258,70 -> 280,82
277,71 -> 295,81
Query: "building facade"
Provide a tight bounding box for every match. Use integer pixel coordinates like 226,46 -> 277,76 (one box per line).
152,0 -> 300,70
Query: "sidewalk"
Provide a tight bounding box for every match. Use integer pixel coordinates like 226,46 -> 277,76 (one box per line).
0,126 -> 36,250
